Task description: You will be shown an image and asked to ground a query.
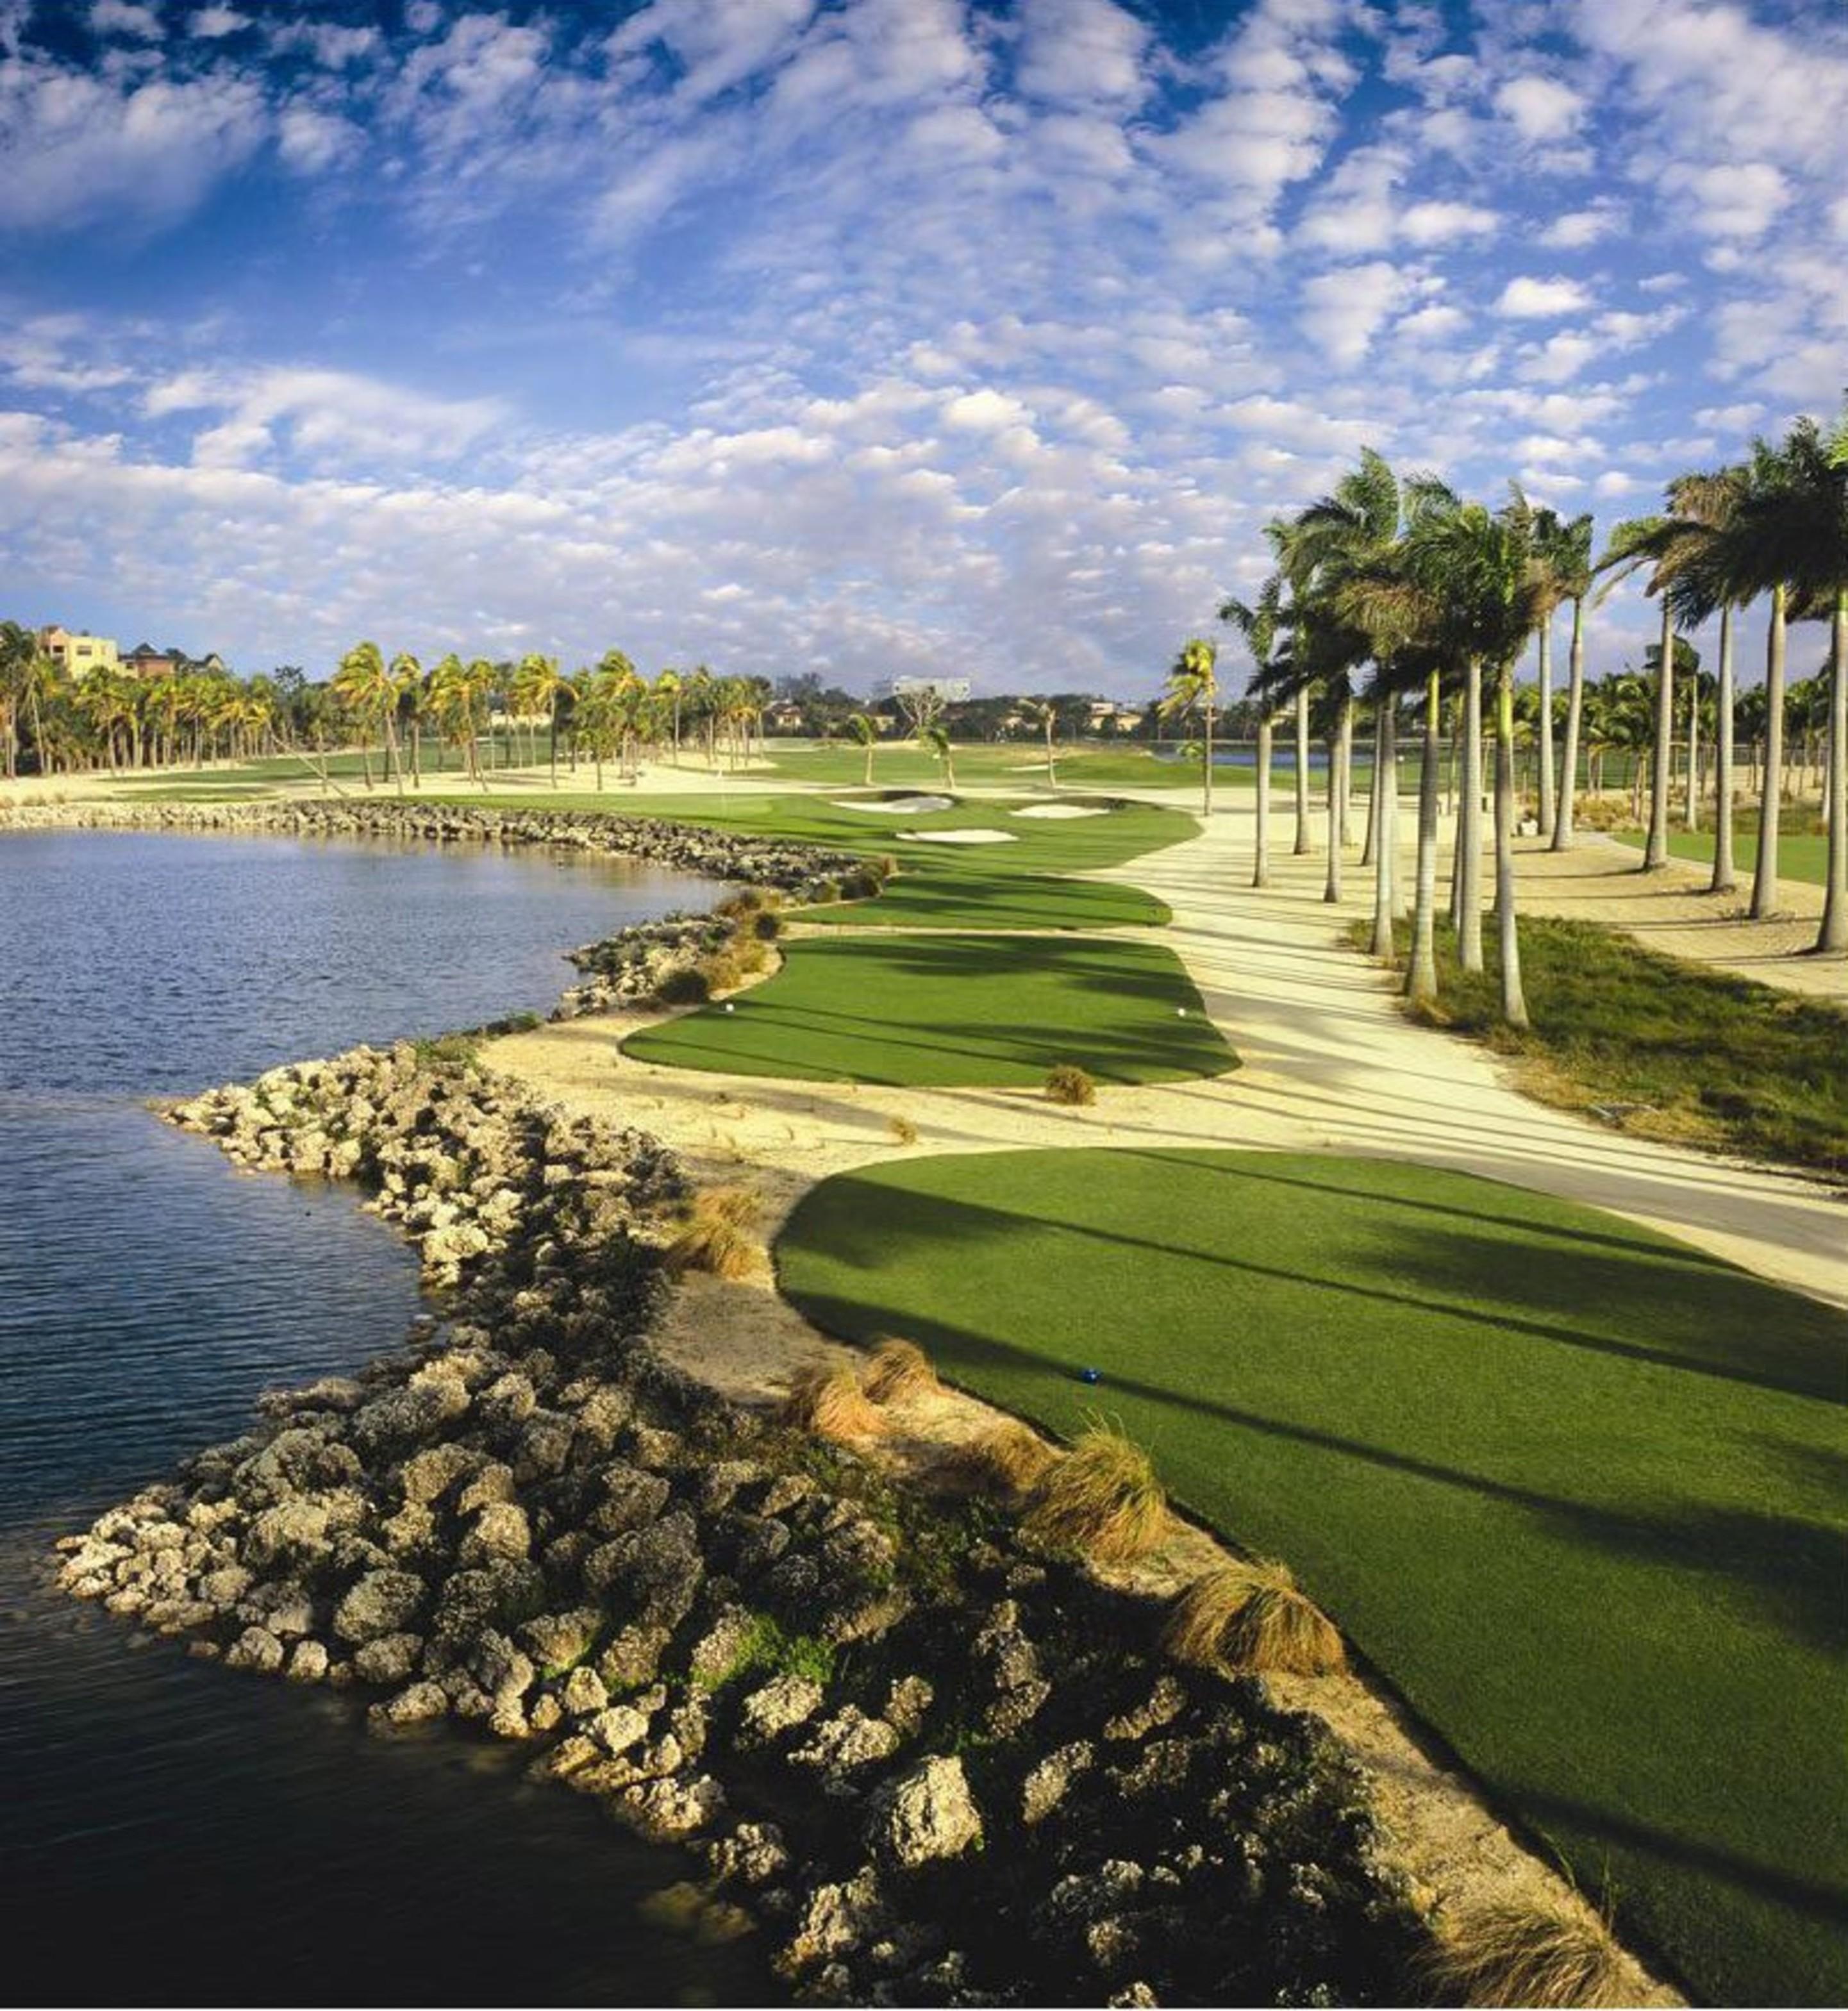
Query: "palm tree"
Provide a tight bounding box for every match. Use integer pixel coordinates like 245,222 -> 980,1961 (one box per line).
1158,638 -> 1219,816
388,651 -> 423,787
1595,517 -> 1692,870
1019,697 -> 1059,787
1720,409 -> 1848,952
844,710 -> 879,787
1220,575 -> 1287,888
333,642 -> 403,793
922,722 -> 956,790
653,668 -> 684,765
1522,503 -> 1594,843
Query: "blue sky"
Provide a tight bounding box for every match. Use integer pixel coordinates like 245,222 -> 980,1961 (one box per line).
1,0 -> 1844,698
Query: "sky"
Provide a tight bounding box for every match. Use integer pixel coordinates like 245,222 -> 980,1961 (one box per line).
1,0 -> 1844,700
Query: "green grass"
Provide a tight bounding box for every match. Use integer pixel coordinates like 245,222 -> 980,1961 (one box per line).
430,788 -> 1194,932
763,741 -> 1226,792
1614,828 -> 1829,886
775,1147 -> 1848,2008
620,933 -> 1235,1087
1366,915 -> 1848,1176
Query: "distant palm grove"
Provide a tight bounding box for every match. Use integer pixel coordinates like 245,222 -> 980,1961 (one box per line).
4,405 -> 1842,962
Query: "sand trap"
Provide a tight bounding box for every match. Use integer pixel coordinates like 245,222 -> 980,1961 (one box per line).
830,795 -> 954,815
899,828 -> 1017,844
1011,804 -> 1108,820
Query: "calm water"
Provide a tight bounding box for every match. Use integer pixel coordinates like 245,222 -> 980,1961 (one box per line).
0,830 -> 770,2006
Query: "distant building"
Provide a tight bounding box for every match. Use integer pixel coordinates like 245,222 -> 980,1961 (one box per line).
37,625 -> 119,677
122,642 -> 178,678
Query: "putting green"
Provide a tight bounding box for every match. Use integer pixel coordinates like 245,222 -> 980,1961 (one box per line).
621,935 -> 1235,1086
776,1147 -> 1848,2008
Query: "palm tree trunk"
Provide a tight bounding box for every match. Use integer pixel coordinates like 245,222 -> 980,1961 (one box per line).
1494,665 -> 1528,1026
1322,715 -> 1344,903
1685,675 -> 1700,831
1454,658 -> 1485,971
1360,703 -> 1381,869
550,693 -> 560,789
1337,696 -> 1354,846
1253,712 -> 1272,888
1369,701 -> 1397,958
1751,587 -> 1786,918
1644,601 -> 1673,868
1406,670 -> 1442,1007
1537,619 -> 1556,835
1293,687 -> 1311,853
863,741 -> 874,787
1817,588 -> 1847,955
1711,606 -> 1736,893
1046,719 -> 1057,788
1201,703 -> 1214,818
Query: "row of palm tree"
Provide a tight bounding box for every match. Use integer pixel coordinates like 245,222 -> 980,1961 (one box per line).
1171,408 -> 1845,1015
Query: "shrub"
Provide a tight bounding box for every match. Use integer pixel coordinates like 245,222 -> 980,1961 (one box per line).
412,1032 -> 481,1074
1044,1063 -> 1097,1106
1161,1560 -> 1344,1676
780,1361 -> 892,1442
714,887 -> 770,920
941,1420 -> 1060,1496
860,1336 -> 938,1405
654,964 -> 711,1006
1415,1897 -> 1634,2008
837,866 -> 885,901
699,939 -> 768,994
1022,1421 -> 1168,1564
663,1187 -> 762,1280
752,908 -> 783,941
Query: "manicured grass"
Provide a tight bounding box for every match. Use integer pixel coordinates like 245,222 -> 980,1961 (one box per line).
1363,915 -> 1848,1176
1614,828 -> 1829,885
620,933 -> 1235,1086
763,741 -> 1228,792
776,1147 -> 1848,2008
433,789 -> 1193,932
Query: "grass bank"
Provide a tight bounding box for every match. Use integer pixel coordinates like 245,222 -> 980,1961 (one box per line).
775,1146 -> 1848,2009
622,933 -> 1235,1087
1355,914 -> 1848,1176
1613,828 -> 1829,885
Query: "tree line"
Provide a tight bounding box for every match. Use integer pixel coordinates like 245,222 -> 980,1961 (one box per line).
1160,404 -> 1847,1016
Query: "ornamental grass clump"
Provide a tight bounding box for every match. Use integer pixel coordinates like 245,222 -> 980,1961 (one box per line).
1161,1560 -> 1344,1676
860,1336 -> 938,1405
1415,1896 -> 1633,2008
663,1186 -> 761,1280
1022,1421 -> 1167,1564
942,1420 -> 1060,1496
1044,1063 -> 1097,1106
780,1361 -> 892,1442
654,963 -> 711,1006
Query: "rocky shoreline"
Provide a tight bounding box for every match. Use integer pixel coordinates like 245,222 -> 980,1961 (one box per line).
58,1043 -> 1428,2005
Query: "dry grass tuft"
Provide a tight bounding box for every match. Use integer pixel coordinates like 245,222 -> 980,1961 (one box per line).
780,1361 -> 892,1442
1022,1421 -> 1168,1564
942,1420 -> 1061,1496
887,1113 -> 919,1146
860,1335 -> 938,1405
1415,1897 -> 1635,2008
1044,1062 -> 1097,1106
663,1186 -> 762,1280
1161,1560 -> 1345,1676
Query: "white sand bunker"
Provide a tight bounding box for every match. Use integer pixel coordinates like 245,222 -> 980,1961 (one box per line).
1011,803 -> 1108,820
829,795 -> 954,815
899,828 -> 1017,844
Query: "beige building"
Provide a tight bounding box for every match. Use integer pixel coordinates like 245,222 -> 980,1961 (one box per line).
38,625 -> 120,677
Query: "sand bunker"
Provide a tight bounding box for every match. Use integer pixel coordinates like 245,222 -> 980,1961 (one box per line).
830,796 -> 954,815
1011,804 -> 1108,820
899,828 -> 1017,844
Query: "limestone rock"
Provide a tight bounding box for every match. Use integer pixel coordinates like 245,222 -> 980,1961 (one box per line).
867,1755 -> 984,1870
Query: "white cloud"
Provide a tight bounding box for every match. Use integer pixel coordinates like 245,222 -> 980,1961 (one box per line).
1298,261 -> 1411,367
1663,161 -> 1789,240
1494,75 -> 1583,143
1013,0 -> 1149,106
91,0 -> 163,38
1495,275 -> 1592,319
1540,200 -> 1626,249
276,103 -> 360,174
187,6 -> 247,37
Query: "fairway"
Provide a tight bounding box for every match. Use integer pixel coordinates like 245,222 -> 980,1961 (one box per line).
776,1148 -> 1848,2007
621,935 -> 1235,1086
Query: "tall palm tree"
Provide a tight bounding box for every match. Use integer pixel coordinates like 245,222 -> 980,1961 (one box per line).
1019,697 -> 1058,788
844,710 -> 879,787
1159,638 -> 1219,817
1220,574 -> 1287,888
388,651 -> 423,787
1595,518 -> 1691,870
1721,409 -> 1848,952
1519,502 -> 1594,842
333,642 -> 402,793
922,722 -> 956,790
1546,515 -> 1597,851
654,668 -> 684,765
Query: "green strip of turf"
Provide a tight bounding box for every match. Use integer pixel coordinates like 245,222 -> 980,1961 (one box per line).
776,1148 -> 1848,2008
621,934 -> 1236,1086
1613,828 -> 1828,886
